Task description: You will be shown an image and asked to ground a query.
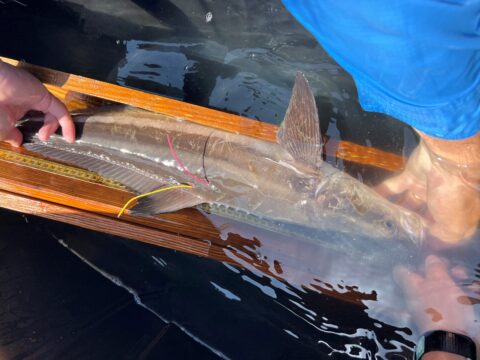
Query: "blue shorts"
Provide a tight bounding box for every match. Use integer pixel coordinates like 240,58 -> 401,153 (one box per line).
282,0 -> 480,140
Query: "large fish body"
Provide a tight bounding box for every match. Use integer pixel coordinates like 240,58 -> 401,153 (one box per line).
23,74 -> 424,258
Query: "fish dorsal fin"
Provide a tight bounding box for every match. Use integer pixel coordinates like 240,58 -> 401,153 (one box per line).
277,72 -> 323,169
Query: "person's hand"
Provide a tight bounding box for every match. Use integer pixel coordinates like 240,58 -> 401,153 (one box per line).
0,60 -> 75,147
376,133 -> 480,244
394,255 -> 479,347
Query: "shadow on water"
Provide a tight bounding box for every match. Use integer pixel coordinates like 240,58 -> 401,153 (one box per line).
0,0 -> 479,359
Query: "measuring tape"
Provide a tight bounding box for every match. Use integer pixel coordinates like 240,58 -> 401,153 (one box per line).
0,148 -> 125,190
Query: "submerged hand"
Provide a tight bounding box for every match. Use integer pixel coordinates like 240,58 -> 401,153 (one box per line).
377,132 -> 480,244
0,60 -> 75,146
394,255 -> 479,356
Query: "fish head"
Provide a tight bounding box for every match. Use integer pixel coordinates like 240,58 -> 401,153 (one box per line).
313,173 -> 425,246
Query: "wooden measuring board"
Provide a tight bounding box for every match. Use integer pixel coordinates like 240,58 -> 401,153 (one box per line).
0,56 -> 404,304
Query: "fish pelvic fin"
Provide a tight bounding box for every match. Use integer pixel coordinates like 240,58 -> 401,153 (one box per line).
277,72 -> 324,169
129,187 -> 205,215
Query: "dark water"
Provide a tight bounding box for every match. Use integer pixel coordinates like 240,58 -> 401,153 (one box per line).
0,1 -> 479,359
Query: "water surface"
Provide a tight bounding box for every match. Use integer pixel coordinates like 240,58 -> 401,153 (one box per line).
0,1 -> 478,359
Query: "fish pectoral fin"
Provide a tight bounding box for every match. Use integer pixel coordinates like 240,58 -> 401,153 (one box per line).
277,72 -> 323,169
129,187 -> 205,215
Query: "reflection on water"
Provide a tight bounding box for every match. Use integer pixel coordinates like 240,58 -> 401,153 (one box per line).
0,208 -> 477,359
0,0 -> 479,359
41,214 -> 417,359
39,210 -> 479,359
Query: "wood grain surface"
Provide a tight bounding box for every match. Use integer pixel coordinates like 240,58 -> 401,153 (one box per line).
0,56 -> 403,305
0,56 -> 405,172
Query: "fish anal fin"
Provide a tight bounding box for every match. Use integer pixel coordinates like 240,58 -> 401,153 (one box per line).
130,187 -> 205,215
277,72 -> 323,169
24,141 -> 163,194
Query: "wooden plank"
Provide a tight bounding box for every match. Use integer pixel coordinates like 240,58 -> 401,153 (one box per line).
0,142 -> 222,242
0,57 -> 399,306
0,188 -> 374,305
0,56 -> 405,172
0,189 -> 219,260
2,57 -> 277,141
0,142 -> 293,255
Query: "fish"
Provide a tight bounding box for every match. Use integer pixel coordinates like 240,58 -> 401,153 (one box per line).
21,72 -> 424,261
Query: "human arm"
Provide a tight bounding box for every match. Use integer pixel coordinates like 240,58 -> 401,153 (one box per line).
395,255 -> 479,359
0,59 -> 75,146
423,352 -> 469,360
281,0 -> 480,244
377,132 -> 480,244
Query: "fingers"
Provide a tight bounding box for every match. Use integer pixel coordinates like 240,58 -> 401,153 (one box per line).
394,255 -> 452,293
0,106 -> 22,146
33,92 -> 75,143
467,280 -> 480,294
2,127 -> 23,147
450,265 -> 469,281
375,173 -> 427,217
425,255 -> 450,282
38,113 -> 59,141
396,190 -> 426,212
0,63 -> 74,143
375,172 -> 412,198
376,171 -> 427,204
55,108 -> 75,143
428,223 -> 466,245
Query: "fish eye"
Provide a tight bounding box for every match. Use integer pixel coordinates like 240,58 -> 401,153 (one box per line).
382,219 -> 397,235
328,196 -> 339,208
373,218 -> 397,237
